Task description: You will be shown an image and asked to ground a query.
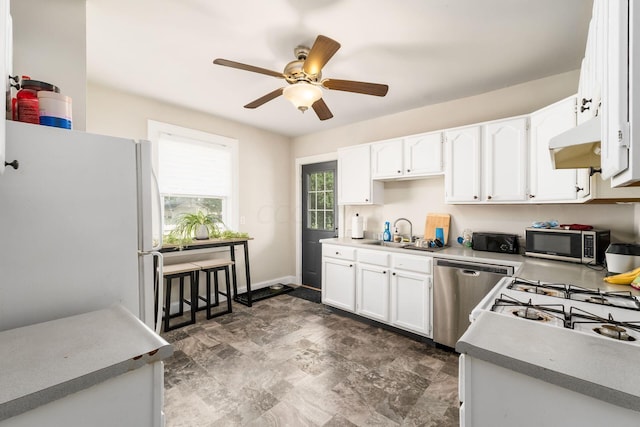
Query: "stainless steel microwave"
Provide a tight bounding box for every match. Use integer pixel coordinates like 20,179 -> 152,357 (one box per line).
525,228 -> 610,265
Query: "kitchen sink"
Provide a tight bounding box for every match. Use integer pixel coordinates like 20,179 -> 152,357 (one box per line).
363,241 -> 407,248
363,241 -> 446,252
401,245 -> 446,253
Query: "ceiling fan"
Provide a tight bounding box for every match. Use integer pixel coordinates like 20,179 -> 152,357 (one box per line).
213,35 -> 389,121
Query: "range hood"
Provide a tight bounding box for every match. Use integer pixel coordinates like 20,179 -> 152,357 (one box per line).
549,116 -> 601,169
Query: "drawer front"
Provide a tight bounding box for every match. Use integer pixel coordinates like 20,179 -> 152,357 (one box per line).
392,253 -> 432,274
323,244 -> 356,261
357,249 -> 390,266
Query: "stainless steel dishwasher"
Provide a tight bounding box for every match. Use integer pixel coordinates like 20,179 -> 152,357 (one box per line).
433,259 -> 514,347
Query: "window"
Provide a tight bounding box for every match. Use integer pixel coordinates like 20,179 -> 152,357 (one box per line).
148,121 -> 239,234
307,171 -> 334,231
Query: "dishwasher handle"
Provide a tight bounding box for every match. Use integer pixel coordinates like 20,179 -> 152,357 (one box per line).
435,258 -> 514,275
460,269 -> 480,277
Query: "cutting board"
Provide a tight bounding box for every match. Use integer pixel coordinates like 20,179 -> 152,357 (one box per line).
424,213 -> 451,245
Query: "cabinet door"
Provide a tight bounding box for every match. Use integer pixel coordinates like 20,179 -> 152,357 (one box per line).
483,117 -> 528,202
322,258 -> 356,312
404,132 -> 443,177
530,97 -> 586,201
390,270 -> 432,337
371,139 -> 403,179
356,264 -> 390,322
444,126 -> 482,202
338,145 -> 382,205
601,0 -> 630,180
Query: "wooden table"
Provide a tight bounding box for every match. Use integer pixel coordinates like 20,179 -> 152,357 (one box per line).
160,238 -> 254,307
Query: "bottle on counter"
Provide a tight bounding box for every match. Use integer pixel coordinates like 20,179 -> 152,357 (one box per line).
383,221 -> 391,242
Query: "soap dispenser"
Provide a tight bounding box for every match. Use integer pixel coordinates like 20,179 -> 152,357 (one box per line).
383,221 -> 391,242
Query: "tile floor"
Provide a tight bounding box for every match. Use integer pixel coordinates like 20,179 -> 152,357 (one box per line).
162,294 -> 460,426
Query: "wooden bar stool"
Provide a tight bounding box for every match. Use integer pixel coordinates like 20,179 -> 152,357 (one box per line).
191,259 -> 234,319
162,262 -> 200,332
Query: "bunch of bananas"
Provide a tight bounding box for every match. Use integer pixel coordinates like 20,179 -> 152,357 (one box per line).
603,266 -> 640,285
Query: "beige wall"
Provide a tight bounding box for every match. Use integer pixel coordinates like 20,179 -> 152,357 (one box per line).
292,70 -> 639,248
87,82 -> 295,287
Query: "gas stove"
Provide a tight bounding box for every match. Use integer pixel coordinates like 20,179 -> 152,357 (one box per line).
474,277 -> 640,346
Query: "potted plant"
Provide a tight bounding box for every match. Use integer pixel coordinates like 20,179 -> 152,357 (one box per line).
170,211 -> 223,241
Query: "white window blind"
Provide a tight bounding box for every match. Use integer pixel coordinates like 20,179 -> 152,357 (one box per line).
158,133 -> 232,197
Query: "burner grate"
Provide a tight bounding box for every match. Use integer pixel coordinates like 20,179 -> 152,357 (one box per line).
569,307 -> 640,344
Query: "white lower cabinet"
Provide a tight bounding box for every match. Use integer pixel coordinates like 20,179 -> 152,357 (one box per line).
321,244 -> 357,312
390,269 -> 432,337
322,258 -> 356,312
323,245 -> 433,338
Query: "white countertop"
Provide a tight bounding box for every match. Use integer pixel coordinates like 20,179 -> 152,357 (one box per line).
0,305 -> 173,421
456,310 -> 640,412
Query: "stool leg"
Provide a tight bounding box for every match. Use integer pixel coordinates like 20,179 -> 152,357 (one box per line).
224,266 -> 232,314
178,276 -> 185,316
206,270 -> 212,319
190,271 -> 197,324
164,276 -> 172,332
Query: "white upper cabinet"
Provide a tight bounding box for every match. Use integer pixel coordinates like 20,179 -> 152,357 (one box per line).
577,0 -> 604,125
445,118 -> 528,204
529,97 -> 589,201
338,144 -> 383,205
371,132 -> 443,180
601,0 -> 630,181
483,117 -> 528,202
404,132 -> 443,177
444,125 -> 482,202
371,138 -> 404,179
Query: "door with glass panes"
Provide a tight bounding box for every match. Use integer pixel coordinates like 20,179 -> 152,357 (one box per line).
302,161 -> 337,288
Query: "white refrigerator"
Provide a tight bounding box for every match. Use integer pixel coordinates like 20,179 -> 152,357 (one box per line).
0,120 -> 163,332
0,120 -> 169,427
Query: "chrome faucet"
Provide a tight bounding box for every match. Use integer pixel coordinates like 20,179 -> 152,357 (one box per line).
393,218 -> 413,242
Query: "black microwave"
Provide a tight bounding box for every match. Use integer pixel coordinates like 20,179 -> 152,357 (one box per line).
525,228 -> 610,265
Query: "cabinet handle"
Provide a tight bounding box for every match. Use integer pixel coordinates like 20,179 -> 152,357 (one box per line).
473,195 -> 478,200
383,270 -> 387,274
581,98 -> 592,106
406,169 -> 411,173
529,194 -> 535,198
335,251 -> 339,255
397,170 -> 401,174
575,186 -> 584,193
392,272 -> 396,276
365,198 -> 369,202
349,264 -> 353,267
580,105 -> 590,113
4,160 -> 19,170
487,195 -> 492,200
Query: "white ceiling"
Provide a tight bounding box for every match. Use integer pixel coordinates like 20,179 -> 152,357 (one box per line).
86,0 -> 593,138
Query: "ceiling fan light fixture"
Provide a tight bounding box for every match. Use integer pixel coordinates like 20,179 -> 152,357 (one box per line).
283,82 -> 322,113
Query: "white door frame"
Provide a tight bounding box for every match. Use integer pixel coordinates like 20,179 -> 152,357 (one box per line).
295,152 -> 339,284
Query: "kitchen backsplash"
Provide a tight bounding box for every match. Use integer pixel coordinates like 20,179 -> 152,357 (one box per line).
343,177 -> 639,245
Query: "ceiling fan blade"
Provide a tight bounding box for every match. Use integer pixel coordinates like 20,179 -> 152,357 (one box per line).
244,88 -> 284,109
213,58 -> 284,79
322,79 -> 389,97
312,98 -> 333,121
303,35 -> 341,76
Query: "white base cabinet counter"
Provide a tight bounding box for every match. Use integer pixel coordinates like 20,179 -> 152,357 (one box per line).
322,243 -> 434,338
390,254 -> 433,337
356,249 -> 391,322
321,244 -> 356,311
